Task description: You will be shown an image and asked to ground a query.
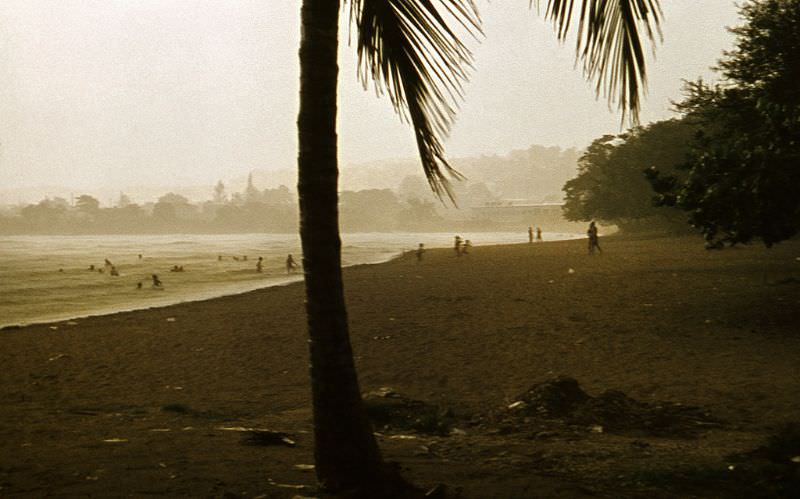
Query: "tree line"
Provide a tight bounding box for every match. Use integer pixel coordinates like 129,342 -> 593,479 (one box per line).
0,183 -> 297,235
563,0 -> 800,248
0,182 -> 526,235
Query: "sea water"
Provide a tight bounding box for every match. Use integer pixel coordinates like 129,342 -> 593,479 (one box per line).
0,232 -> 577,327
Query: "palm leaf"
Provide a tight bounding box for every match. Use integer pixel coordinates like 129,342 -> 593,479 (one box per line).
350,0 -> 481,201
534,0 -> 662,124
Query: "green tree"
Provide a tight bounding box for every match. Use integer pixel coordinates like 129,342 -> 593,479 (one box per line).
648,0 -> 800,247
296,1 -> 661,494
563,119 -> 694,232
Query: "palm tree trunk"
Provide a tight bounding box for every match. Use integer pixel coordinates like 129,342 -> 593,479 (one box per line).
297,0 -> 383,492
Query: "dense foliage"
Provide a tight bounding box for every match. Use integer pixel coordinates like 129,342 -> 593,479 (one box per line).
648,0 -> 800,247
562,119 -> 694,232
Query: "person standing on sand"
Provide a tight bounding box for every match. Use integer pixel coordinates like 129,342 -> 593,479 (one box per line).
415,243 -> 425,262
462,240 -> 472,255
588,221 -> 602,255
536,227 -> 543,242
256,256 -> 263,273
454,235 -> 463,256
528,226 -> 534,243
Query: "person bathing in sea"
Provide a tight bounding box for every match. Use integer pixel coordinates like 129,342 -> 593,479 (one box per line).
286,254 -> 298,274
151,274 -> 163,288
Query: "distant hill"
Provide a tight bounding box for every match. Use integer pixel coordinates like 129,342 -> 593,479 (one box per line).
251,143 -> 580,205
0,144 -> 579,207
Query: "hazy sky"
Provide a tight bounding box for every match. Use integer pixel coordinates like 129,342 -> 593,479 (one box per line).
0,1 -> 742,193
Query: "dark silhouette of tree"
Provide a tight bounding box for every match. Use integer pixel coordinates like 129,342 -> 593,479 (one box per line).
648,0 -> 800,247
296,0 -> 661,494
563,119 -> 694,232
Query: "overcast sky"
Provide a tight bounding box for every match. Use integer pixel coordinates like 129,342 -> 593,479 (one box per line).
0,1 -> 742,193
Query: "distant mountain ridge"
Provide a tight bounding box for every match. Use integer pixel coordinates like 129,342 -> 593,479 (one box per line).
0,144 -> 579,206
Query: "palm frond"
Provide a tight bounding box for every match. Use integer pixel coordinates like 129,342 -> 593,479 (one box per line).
534,0 -> 662,124
350,0 -> 481,202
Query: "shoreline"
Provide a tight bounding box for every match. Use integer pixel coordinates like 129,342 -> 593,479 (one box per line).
2,234 -> 798,497
0,274 -> 305,331
1,232 -> 583,330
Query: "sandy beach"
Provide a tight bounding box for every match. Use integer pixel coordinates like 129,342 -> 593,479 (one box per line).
1,235 -> 799,498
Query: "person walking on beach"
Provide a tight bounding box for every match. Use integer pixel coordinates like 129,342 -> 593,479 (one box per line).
528,226 -> 534,243
415,243 -> 425,262
256,256 -> 263,273
286,254 -> 298,274
536,227 -> 543,242
454,235 -> 463,256
587,221 -> 602,255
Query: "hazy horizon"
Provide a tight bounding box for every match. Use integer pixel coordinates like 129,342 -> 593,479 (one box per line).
0,143 -> 581,206
1,1 -> 741,200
